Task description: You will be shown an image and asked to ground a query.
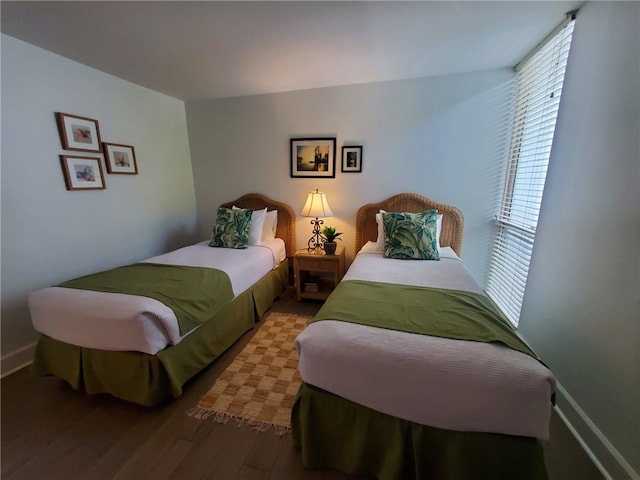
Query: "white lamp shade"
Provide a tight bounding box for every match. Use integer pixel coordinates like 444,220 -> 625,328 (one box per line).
301,190 -> 334,218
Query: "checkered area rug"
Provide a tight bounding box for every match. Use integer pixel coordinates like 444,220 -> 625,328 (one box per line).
187,313 -> 310,435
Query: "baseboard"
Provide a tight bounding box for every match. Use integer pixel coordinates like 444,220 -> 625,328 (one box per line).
1,342 -> 36,378
555,382 -> 639,480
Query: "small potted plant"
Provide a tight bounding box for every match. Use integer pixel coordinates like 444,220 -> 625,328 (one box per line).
322,225 -> 342,255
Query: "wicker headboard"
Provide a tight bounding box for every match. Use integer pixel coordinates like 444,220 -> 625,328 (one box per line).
355,193 -> 465,256
220,193 -> 296,258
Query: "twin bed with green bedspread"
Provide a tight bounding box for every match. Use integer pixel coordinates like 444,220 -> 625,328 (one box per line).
292,193 -> 556,480
29,194 -> 296,406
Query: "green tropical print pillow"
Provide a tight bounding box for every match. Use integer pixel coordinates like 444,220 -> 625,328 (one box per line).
209,207 -> 253,249
382,210 -> 440,260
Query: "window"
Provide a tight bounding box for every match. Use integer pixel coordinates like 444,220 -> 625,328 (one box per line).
486,13 -> 576,326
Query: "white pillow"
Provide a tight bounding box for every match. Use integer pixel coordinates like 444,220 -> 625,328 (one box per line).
374,209 -> 442,251
232,206 -> 267,245
373,209 -> 387,252
261,209 -> 278,241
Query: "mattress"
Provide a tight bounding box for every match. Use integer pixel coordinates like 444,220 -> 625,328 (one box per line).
295,242 -> 556,440
30,239 -> 286,355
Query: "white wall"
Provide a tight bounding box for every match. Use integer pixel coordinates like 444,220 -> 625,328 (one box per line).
1,35 -> 197,373
518,3 -> 639,479
186,69 -> 515,282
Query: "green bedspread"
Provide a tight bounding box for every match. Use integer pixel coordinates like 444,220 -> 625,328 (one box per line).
59,262 -> 233,335
313,279 -> 536,358
292,383 -> 548,480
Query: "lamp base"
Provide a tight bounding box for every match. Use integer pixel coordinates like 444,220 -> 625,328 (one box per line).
307,217 -> 325,252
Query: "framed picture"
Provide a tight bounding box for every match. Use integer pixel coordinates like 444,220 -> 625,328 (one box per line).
342,146 -> 363,173
290,137 -> 336,178
103,143 -> 138,174
60,155 -> 106,191
55,112 -> 102,153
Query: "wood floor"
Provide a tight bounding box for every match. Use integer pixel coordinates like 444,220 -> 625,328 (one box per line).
1,288 -> 604,480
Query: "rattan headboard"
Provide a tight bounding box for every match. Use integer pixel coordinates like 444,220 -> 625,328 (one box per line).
355,193 -> 464,256
220,193 -> 296,259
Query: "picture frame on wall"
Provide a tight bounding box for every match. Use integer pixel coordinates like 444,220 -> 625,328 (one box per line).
341,146 -> 363,173
60,155 -> 106,191
55,112 -> 102,153
103,143 -> 138,174
290,137 -> 336,178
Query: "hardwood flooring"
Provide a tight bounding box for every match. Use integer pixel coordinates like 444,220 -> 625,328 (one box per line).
1,288 -> 603,480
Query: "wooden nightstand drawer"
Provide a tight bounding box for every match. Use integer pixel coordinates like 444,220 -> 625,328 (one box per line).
296,257 -> 333,271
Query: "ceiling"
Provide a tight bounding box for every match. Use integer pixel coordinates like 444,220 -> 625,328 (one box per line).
1,1 -> 582,102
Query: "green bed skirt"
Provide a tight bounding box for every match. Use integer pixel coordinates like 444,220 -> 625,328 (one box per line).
31,260 -> 288,406
291,382 -> 548,480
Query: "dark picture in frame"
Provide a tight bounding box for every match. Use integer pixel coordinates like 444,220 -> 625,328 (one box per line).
341,145 -> 363,173
290,137 -> 336,178
59,155 -> 106,191
56,112 -> 102,153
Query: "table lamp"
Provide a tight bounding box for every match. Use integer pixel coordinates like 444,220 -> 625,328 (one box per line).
301,189 -> 334,252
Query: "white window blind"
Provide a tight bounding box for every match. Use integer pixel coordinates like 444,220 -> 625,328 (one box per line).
486,13 -> 576,326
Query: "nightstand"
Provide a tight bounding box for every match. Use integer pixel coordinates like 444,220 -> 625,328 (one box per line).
294,245 -> 345,301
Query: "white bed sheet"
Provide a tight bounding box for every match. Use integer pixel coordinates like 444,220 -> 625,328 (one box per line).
296,242 -> 556,440
30,239 -> 285,355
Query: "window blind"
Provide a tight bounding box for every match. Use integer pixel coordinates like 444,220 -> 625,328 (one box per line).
486,13 -> 576,326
